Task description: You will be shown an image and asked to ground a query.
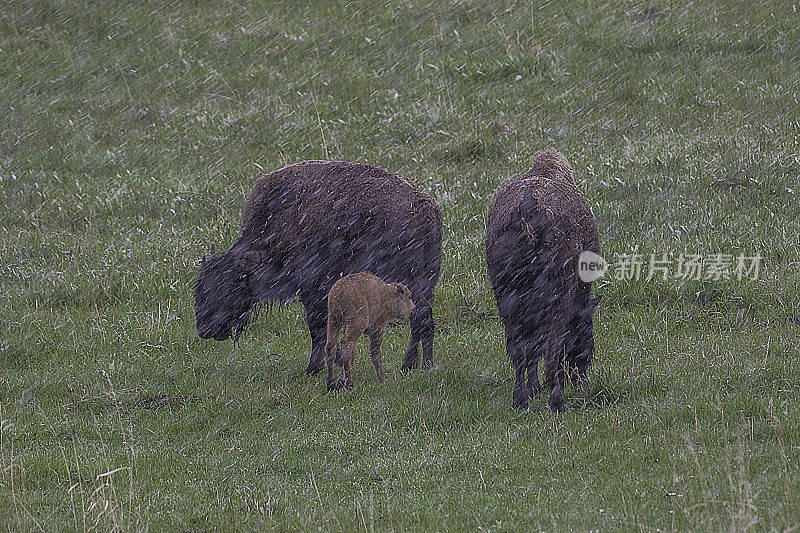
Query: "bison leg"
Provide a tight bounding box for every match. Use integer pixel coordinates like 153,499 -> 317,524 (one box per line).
527,357 -> 542,398
401,308 -> 422,371
302,299 -> 328,375
336,324 -> 363,390
506,325 -> 529,410
420,304 -> 435,370
325,343 -> 340,391
513,366 -> 528,410
334,345 -> 344,366
526,320 -> 544,398
368,326 -> 386,383
545,323 -> 567,413
402,302 -> 434,371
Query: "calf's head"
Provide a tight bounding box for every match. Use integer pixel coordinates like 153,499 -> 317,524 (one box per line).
195,251 -> 255,341
388,283 -> 415,322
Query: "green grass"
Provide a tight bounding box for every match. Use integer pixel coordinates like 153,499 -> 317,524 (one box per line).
2,0 -> 800,530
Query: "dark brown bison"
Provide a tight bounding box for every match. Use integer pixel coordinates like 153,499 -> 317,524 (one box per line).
195,160 -> 442,375
485,150 -> 601,412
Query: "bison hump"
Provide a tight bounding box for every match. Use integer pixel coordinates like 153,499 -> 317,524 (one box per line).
488,176 -> 593,254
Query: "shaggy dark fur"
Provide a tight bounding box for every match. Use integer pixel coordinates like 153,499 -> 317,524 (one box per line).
195,160 -> 442,374
485,149 -> 601,412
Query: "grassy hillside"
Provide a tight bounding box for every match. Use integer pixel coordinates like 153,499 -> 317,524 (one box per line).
1,0 -> 799,530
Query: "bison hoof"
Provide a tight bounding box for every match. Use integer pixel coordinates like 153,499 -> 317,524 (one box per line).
512,388 -> 529,410
327,380 -> 353,392
512,398 -> 529,411
548,386 -> 565,413
400,360 -> 418,373
305,363 -> 325,376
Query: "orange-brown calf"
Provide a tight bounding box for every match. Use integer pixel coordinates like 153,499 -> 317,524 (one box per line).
324,272 -> 415,391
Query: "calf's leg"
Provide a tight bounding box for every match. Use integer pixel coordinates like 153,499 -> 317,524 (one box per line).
368,326 -> 386,383
336,323 -> 364,390
324,320 -> 342,391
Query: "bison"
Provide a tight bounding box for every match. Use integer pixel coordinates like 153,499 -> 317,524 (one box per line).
195,160 -> 442,375
324,271 -> 415,391
485,150 -> 601,412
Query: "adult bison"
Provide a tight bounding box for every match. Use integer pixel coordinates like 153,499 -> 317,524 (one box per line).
195,160 -> 442,375
486,150 -> 601,412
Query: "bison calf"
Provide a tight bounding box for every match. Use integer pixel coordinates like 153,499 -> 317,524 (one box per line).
486,149 -> 601,412
324,272 -> 415,390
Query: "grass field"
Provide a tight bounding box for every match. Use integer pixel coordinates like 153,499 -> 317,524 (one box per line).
2,0 -> 800,530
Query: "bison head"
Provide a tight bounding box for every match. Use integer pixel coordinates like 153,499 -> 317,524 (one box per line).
195,251 -> 255,341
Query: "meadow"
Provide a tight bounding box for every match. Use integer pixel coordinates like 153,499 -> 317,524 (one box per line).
1,0 -> 799,530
